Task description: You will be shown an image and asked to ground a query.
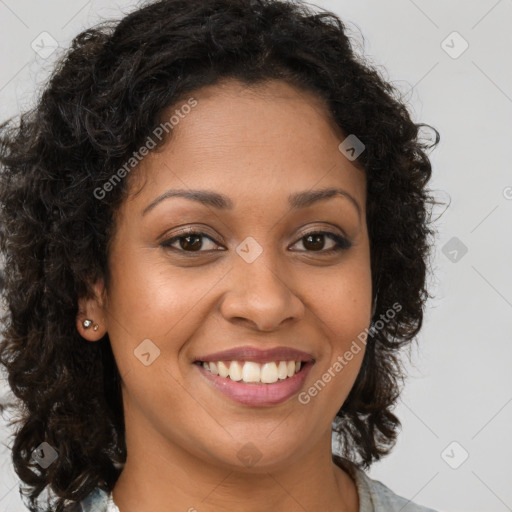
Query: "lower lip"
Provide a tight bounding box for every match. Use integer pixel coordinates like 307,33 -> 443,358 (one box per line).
196,362 -> 314,406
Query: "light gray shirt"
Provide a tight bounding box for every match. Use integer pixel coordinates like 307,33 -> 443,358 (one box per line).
69,459 -> 438,512
337,457 -> 438,512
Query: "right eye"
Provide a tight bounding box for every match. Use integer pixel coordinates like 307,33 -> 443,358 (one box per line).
160,230 -> 224,253
289,230 -> 352,253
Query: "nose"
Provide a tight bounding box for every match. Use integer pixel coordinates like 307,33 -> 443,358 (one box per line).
219,250 -> 305,332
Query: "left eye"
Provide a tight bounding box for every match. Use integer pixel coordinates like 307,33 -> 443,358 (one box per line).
160,231 -> 221,252
160,230 -> 351,254
289,231 -> 351,252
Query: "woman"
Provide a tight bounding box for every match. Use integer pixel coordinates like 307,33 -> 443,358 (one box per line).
0,0 -> 441,511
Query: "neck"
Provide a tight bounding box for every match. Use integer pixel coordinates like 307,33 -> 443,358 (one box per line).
112,414 -> 359,512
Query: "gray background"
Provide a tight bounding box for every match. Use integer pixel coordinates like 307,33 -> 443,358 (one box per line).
1,1 -> 511,511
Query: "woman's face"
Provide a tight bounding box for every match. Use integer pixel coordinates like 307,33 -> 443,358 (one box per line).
81,79 -> 372,472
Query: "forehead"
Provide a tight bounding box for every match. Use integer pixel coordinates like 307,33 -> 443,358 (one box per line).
126,79 -> 366,211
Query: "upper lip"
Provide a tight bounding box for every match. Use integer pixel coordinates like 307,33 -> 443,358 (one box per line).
195,346 -> 315,364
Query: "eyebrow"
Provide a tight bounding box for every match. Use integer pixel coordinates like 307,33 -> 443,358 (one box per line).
142,187 -> 361,218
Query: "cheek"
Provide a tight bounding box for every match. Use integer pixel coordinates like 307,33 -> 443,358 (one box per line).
304,255 -> 372,400
106,248 -> 204,336
104,246 -> 229,377
103,248 -> 209,426
313,256 -> 373,342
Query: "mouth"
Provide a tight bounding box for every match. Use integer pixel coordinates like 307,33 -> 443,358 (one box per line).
193,347 -> 315,406
194,359 -> 306,384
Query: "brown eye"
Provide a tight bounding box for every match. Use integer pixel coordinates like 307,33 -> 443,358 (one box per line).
160,231 -> 221,252
160,229 -> 352,255
177,234 -> 203,251
303,233 -> 327,251
290,231 -> 352,253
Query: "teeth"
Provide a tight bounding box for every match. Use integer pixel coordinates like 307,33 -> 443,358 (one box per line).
277,361 -> 288,380
229,361 -> 242,381
217,361 -> 229,378
209,361 -> 219,375
242,361 -> 261,383
261,362 -> 278,383
201,360 -> 303,383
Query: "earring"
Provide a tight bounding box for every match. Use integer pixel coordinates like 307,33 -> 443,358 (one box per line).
83,319 -> 100,331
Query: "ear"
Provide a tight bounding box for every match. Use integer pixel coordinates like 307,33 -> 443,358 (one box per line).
76,278 -> 108,342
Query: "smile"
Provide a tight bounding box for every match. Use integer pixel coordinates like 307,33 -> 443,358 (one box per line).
199,360 -> 303,384
195,360 -> 314,407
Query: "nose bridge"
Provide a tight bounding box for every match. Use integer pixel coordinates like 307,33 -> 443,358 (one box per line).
237,238 -> 289,302
220,237 -> 303,331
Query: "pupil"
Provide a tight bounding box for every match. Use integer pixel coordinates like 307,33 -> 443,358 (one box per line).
178,234 -> 327,251
304,234 -> 324,251
181,235 -> 202,251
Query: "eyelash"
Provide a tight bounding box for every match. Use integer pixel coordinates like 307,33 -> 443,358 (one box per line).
159,228 -> 352,255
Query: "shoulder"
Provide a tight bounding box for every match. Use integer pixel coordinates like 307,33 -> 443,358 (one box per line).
63,487 -> 111,512
334,455 -> 439,512
355,469 -> 438,512
67,464 -> 439,512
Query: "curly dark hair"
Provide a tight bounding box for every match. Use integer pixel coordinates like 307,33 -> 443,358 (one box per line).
0,0 -> 442,510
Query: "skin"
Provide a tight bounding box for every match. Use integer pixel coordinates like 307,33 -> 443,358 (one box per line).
77,78 -> 372,512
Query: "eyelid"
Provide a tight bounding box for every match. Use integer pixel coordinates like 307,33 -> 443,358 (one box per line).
160,227 -> 223,251
293,224 -> 348,242
163,223 -> 347,243
288,229 -> 352,252
160,225 -> 351,254
159,225 -> 223,244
